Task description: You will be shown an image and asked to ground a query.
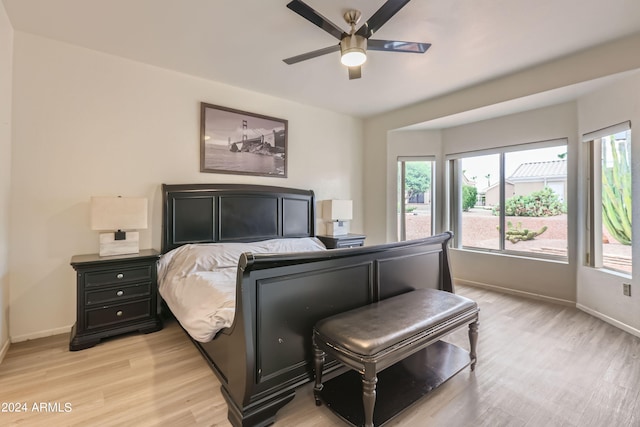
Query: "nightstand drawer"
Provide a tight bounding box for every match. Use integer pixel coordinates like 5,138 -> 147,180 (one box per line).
85,265 -> 153,287
85,282 -> 151,306
335,241 -> 364,248
70,249 -> 162,350
317,234 -> 366,249
86,299 -> 152,329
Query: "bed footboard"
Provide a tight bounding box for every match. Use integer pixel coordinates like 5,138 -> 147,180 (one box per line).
193,232 -> 453,427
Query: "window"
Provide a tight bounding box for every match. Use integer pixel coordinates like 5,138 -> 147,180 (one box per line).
585,122 -> 632,274
460,154 -> 500,250
449,140 -> 568,260
398,157 -> 435,241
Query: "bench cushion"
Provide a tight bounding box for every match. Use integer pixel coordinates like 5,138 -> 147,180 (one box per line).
314,288 -> 477,356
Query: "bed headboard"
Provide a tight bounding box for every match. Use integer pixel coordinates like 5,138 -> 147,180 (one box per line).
161,183 -> 316,253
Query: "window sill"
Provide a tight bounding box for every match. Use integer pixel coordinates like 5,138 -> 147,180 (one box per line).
455,246 -> 569,264
583,265 -> 631,279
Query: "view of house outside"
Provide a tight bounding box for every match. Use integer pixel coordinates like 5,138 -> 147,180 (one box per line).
458,146 -> 569,262
399,140 -> 631,274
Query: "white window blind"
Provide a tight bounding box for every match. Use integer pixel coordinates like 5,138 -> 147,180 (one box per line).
582,121 -> 631,142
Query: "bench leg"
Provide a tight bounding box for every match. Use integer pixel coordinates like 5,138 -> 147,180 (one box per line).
362,365 -> 378,427
313,342 -> 325,406
468,319 -> 479,371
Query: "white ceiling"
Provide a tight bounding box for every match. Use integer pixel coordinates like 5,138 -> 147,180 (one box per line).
4,0 -> 640,119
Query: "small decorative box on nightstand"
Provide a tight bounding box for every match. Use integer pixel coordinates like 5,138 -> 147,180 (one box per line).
317,234 -> 366,249
69,249 -> 162,351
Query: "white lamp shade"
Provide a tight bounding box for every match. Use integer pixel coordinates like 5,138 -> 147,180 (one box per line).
340,35 -> 367,67
322,200 -> 353,221
341,50 -> 366,67
90,196 -> 148,231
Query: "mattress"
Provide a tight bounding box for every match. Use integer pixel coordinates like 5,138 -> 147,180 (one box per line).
158,237 -> 326,342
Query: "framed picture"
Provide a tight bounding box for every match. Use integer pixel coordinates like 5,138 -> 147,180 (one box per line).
200,102 -> 288,177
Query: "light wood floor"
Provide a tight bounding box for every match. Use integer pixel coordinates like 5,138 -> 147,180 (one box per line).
1,285 -> 639,427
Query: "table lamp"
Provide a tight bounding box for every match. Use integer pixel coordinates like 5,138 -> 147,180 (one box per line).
90,196 -> 148,256
322,199 -> 352,236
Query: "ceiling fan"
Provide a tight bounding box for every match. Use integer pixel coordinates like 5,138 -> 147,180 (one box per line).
283,0 -> 431,80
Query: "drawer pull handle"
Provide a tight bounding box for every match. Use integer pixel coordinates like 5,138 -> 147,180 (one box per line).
116,273 -> 124,279
116,310 -> 123,317
116,290 -> 124,297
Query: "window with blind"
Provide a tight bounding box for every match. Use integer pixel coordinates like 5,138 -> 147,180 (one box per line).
584,121 -> 632,274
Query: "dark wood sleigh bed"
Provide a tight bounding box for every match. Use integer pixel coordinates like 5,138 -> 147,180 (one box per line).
161,183 -> 456,427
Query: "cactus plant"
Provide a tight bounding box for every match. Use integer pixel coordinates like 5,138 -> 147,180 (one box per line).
498,221 -> 548,243
602,135 -> 632,245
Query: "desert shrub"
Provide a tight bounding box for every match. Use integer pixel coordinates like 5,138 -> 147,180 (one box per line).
493,187 -> 566,217
462,185 -> 477,212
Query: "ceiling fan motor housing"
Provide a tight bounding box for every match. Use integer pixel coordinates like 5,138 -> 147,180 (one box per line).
340,34 -> 367,66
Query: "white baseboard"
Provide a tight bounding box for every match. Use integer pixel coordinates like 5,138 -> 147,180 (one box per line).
10,325 -> 72,343
576,304 -> 640,339
0,338 -> 9,364
456,278 -> 640,338
455,278 -> 576,307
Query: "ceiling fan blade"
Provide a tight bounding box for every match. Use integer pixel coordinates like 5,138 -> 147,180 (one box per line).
348,66 -> 362,80
286,0 -> 346,40
368,39 -> 431,53
283,45 -> 340,65
356,0 -> 410,38
356,0 -> 411,39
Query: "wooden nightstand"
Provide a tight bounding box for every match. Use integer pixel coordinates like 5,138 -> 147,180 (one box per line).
69,249 -> 162,351
317,234 -> 366,249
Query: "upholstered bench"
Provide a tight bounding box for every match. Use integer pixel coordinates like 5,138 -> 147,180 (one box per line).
313,288 -> 479,427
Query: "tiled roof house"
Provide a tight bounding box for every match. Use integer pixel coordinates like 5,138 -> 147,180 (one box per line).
482,160 -> 567,206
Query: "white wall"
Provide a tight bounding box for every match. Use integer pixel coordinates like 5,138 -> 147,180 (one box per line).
364,32 -> 640,246
384,105 -> 578,303
376,69 -> 640,335
576,72 -> 640,335
442,102 -> 578,303
9,32 -> 363,341
0,1 -> 13,359
364,33 -> 640,308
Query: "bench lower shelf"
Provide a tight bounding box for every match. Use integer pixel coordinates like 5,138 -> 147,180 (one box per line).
317,340 -> 471,426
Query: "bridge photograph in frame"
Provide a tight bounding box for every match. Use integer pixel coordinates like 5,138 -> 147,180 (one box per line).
200,102 -> 288,177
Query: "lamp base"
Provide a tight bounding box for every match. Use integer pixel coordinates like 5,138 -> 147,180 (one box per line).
99,232 -> 140,257
326,221 -> 349,236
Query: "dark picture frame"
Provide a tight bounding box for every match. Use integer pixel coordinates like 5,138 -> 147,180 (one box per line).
200,102 -> 288,177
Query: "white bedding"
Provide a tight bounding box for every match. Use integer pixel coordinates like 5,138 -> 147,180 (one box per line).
158,237 -> 327,342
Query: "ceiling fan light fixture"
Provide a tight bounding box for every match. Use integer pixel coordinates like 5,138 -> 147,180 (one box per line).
283,1 -> 431,79
340,35 -> 367,67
